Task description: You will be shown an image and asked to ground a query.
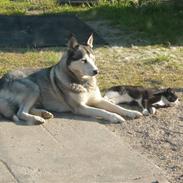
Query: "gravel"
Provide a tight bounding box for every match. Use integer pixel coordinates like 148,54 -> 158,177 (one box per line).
106,93 -> 183,183
86,19 -> 183,183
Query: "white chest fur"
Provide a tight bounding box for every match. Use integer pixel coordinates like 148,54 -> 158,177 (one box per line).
69,86 -> 102,106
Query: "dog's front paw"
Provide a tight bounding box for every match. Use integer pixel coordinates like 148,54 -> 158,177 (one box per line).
127,111 -> 142,119
33,116 -> 46,125
70,83 -> 87,93
41,111 -> 54,119
108,113 -> 125,123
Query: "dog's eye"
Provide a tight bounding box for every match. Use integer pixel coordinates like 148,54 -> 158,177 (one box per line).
82,59 -> 87,63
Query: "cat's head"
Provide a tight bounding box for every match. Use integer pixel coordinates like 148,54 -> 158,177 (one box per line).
154,88 -> 179,106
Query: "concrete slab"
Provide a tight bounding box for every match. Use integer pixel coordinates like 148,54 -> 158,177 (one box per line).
0,160 -> 16,183
0,114 -> 169,183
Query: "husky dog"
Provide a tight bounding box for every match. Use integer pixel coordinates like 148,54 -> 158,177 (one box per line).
104,85 -> 179,116
0,35 -> 142,125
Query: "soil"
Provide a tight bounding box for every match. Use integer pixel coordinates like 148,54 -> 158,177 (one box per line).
85,19 -> 183,183
107,93 -> 183,183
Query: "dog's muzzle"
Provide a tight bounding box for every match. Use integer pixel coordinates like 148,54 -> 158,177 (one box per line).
93,70 -> 99,76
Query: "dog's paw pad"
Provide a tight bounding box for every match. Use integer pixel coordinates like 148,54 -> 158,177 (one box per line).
41,111 -> 54,119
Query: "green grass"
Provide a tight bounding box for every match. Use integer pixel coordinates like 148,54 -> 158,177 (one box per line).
86,2 -> 183,45
0,1 -> 182,90
0,0 -> 88,15
0,0 -> 183,45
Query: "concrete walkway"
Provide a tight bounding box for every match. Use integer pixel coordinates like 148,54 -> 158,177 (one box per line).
0,114 -> 169,183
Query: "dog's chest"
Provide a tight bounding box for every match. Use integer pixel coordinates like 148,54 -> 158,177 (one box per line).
69,86 -> 101,105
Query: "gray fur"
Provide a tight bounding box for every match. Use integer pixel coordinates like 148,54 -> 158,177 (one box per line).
0,35 -> 142,125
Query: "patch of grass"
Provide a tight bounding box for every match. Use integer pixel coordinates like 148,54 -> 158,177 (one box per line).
0,1 -> 182,91
0,0 -> 87,15
0,47 -> 62,75
95,46 -> 183,91
87,1 -> 183,45
143,53 -> 170,65
0,46 -> 182,91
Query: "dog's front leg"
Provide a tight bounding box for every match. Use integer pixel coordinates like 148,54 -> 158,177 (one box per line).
94,99 -> 142,119
76,104 -> 125,123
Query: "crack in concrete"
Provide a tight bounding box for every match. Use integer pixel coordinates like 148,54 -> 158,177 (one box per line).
0,159 -> 20,183
40,124 -> 60,144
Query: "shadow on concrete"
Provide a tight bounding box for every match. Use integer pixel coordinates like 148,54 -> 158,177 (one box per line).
0,107 -> 141,126
0,14 -> 107,49
0,112 -> 116,126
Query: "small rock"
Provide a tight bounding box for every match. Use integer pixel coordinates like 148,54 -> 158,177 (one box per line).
151,181 -> 159,183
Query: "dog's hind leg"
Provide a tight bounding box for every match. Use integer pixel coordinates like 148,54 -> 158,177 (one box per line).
16,92 -> 45,125
0,98 -> 15,120
30,108 -> 54,119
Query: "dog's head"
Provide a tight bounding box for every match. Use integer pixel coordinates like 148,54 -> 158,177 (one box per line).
66,34 -> 98,80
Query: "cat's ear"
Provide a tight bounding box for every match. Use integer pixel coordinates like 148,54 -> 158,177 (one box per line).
167,88 -> 172,92
166,87 -> 175,94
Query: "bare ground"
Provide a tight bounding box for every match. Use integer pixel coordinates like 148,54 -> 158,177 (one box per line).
107,94 -> 183,183
86,20 -> 183,183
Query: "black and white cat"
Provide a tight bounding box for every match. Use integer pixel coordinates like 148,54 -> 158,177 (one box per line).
104,86 -> 179,116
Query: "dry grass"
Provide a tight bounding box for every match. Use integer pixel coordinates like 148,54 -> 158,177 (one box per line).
0,48 -> 61,75
96,46 -> 183,91
0,45 -> 183,91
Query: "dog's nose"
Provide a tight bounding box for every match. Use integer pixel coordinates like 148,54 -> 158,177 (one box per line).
93,70 -> 99,75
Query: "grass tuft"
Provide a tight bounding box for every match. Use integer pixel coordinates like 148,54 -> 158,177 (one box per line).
86,1 -> 183,45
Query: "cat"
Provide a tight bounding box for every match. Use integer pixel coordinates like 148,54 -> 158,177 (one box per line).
104,85 -> 179,116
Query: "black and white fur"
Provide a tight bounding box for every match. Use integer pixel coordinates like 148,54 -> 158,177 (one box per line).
104,86 -> 179,116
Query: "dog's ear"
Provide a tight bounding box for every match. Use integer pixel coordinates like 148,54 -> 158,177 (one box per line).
68,34 -> 79,49
86,34 -> 93,48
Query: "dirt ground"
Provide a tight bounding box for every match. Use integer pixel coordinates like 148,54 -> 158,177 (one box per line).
86,20 -> 183,183
107,93 -> 183,183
